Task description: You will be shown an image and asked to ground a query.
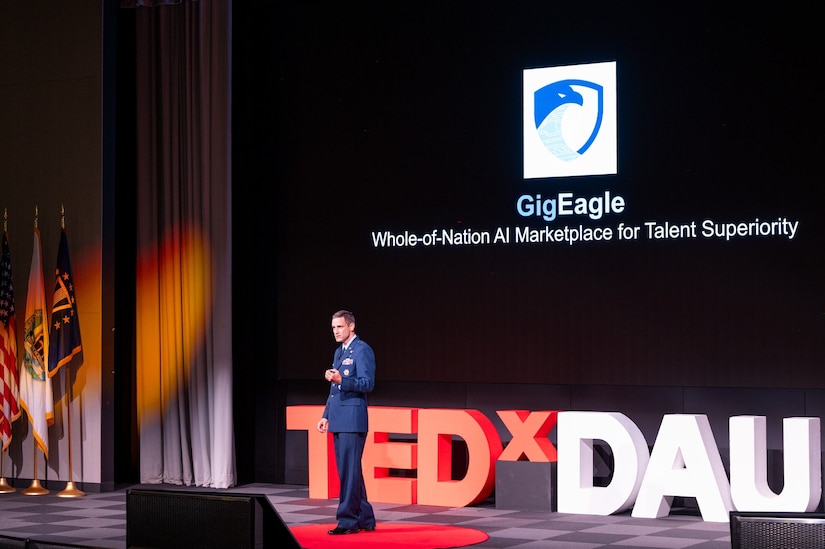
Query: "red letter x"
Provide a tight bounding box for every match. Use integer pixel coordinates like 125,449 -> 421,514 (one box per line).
497,410 -> 558,462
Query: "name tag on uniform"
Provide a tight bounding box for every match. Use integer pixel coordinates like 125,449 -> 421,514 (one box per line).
343,358 -> 353,366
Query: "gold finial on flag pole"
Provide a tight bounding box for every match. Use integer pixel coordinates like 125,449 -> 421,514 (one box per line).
60,204 -> 65,230
3,208 -> 7,233
34,205 -> 38,229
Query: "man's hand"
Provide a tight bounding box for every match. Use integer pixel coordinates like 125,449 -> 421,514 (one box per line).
317,418 -> 328,433
325,368 -> 342,384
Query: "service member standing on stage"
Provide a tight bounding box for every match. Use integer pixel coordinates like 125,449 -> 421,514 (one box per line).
317,310 -> 377,535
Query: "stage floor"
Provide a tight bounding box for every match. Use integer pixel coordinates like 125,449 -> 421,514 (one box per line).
0,482 -> 731,548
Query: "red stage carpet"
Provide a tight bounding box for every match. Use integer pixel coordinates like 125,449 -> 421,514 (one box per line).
290,523 -> 489,548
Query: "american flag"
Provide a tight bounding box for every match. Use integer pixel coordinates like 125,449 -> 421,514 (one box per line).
0,231 -> 21,451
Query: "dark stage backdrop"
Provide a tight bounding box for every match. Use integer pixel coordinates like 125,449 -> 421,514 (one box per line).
263,2 -> 823,388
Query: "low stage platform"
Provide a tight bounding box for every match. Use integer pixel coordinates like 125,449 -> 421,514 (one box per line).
0,482 -> 730,548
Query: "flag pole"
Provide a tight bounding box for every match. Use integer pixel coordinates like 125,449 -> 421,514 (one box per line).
20,208 -> 49,496
57,367 -> 84,497
54,207 -> 83,498
0,447 -> 15,493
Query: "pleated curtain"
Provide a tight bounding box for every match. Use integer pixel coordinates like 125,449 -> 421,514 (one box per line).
131,0 -> 235,488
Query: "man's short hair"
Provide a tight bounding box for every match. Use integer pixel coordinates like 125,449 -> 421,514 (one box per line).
332,310 -> 355,325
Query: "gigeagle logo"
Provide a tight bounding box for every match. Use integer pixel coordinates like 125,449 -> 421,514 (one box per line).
524,61 -> 617,179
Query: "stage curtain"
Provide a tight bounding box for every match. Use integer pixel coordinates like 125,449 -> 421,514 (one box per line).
132,0 -> 235,489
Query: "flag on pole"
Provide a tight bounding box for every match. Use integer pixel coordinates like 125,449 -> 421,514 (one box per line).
0,231 -> 21,452
48,229 -> 83,377
19,227 -> 53,457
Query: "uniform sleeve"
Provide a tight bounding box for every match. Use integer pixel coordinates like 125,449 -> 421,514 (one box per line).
322,392 -> 331,419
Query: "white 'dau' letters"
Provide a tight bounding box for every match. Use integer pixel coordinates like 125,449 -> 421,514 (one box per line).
557,411 -> 650,515
632,414 -> 733,522
729,416 -> 821,512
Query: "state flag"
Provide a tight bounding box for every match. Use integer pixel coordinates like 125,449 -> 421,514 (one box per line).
48,229 -> 83,377
18,228 -> 53,456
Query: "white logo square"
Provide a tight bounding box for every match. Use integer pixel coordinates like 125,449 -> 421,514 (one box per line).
523,61 -> 618,179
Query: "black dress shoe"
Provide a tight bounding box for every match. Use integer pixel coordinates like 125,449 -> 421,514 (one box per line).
328,526 -> 359,535
361,526 -> 376,532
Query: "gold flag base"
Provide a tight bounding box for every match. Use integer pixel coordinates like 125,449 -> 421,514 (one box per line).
21,479 -> 50,496
57,481 -> 85,498
0,477 -> 15,493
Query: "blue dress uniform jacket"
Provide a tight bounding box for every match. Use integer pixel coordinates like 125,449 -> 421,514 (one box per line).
322,335 -> 376,531
322,336 -> 375,432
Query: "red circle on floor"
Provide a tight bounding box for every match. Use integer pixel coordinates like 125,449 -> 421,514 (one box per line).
290,523 -> 489,549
